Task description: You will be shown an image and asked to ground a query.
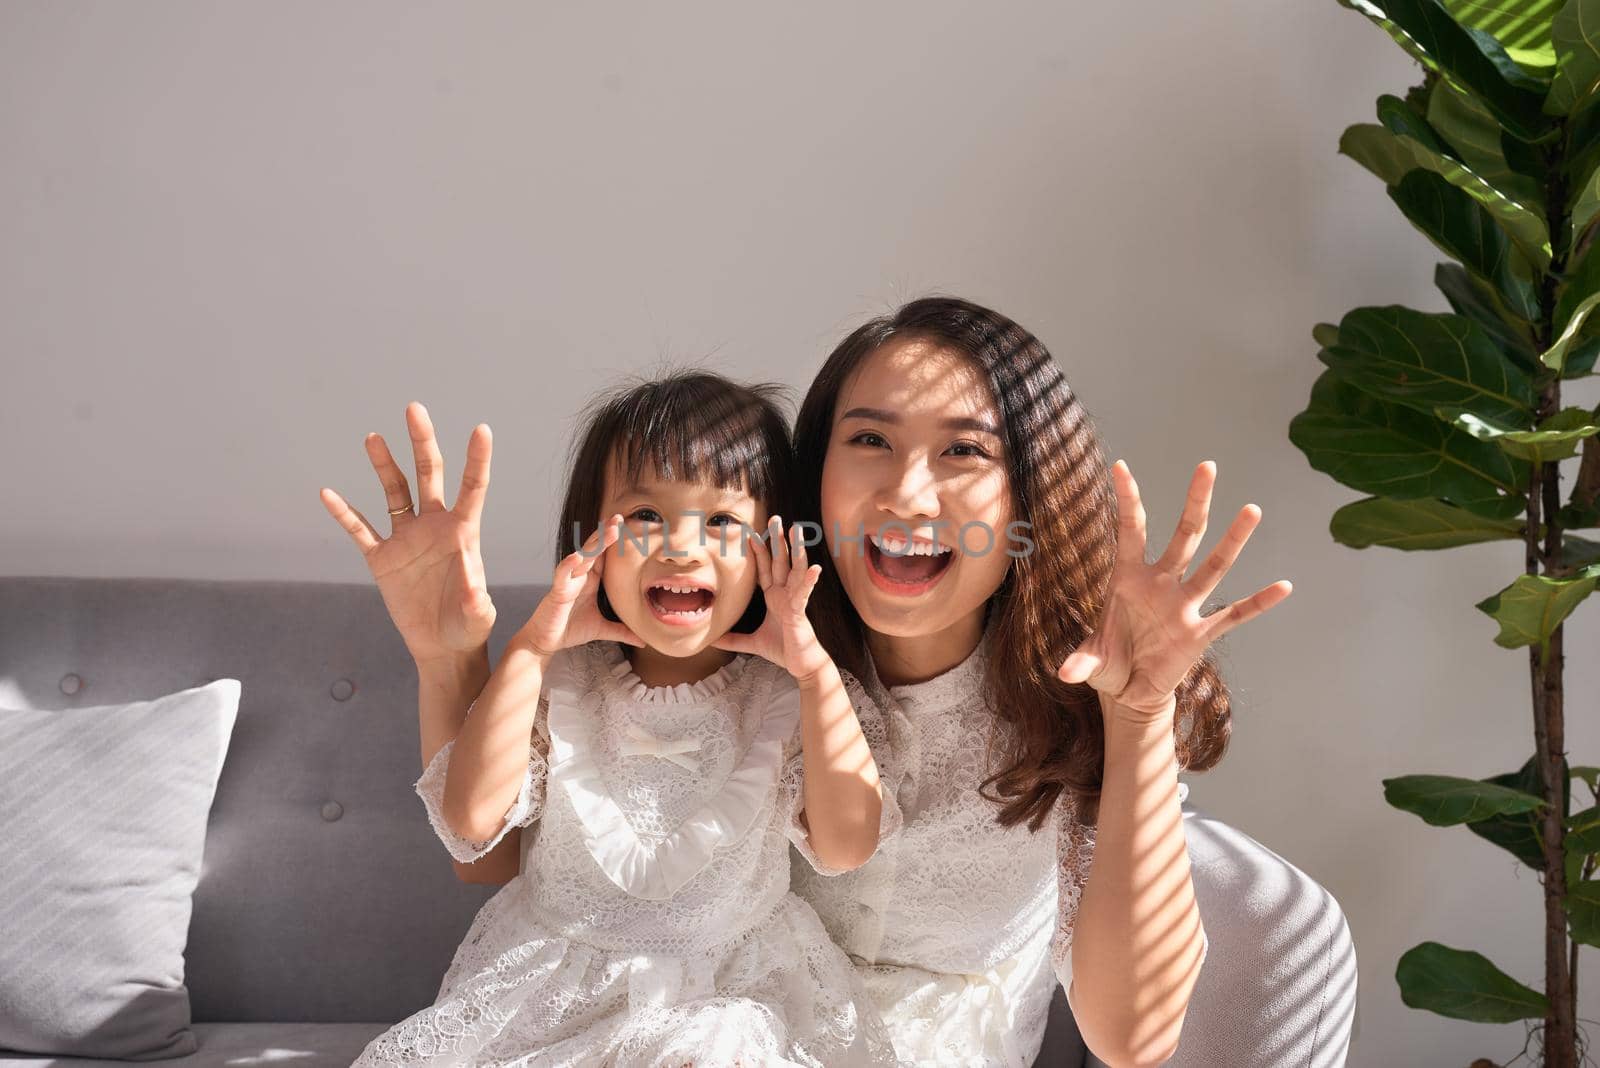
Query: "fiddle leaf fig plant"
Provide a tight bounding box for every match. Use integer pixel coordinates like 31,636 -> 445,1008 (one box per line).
1291,2 -> 1600,1063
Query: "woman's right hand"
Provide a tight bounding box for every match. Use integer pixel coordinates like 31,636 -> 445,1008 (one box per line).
319,402 -> 497,668
517,514 -> 645,661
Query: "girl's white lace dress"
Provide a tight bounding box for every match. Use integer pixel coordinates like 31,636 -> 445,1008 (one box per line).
786,627 -> 1208,1067
354,640 -> 899,1068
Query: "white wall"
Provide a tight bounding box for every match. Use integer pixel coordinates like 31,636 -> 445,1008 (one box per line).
5,2 -> 1598,1063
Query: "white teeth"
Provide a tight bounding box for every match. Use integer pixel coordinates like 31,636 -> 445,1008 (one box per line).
870,533 -> 951,557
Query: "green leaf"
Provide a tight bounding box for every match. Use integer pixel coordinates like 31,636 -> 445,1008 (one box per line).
1562,497 -> 1600,528
1434,263 -> 1540,369
1469,755 -> 1570,866
1560,333 -> 1600,375
1547,0 -> 1600,115
1291,370 -> 1526,508
1428,79 -> 1549,209
1330,495 -> 1526,550
1340,124 -> 1552,268
1339,0 -> 1447,71
1552,237 -> 1600,376
1565,99 -> 1600,192
1475,564 -> 1600,649
1390,170 -> 1542,320
1396,941 -> 1550,1021
1561,533 -> 1600,568
1384,774 -> 1545,825
1436,405 -> 1600,461
1313,322 -> 1341,348
1339,0 -> 1555,141
1442,0 -> 1560,72
1567,880 -> 1600,947
1556,231 -> 1600,331
1542,291 -> 1600,372
1317,305 -> 1537,425
1380,92 -> 1462,156
1569,164 -> 1600,249
1566,804 -> 1600,854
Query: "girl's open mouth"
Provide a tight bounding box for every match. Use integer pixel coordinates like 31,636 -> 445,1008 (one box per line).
645,582 -> 716,626
865,533 -> 955,596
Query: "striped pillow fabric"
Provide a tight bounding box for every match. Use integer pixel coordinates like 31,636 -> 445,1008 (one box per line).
0,680 -> 239,1059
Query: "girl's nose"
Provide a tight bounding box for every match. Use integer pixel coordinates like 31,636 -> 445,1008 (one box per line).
651,515 -> 710,560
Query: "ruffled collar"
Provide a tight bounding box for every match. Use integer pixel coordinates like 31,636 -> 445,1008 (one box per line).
596,642 -> 749,704
544,643 -> 799,900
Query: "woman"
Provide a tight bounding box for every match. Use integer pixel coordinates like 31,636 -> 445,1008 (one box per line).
778,296 -> 1288,1067
319,299 -> 1290,1066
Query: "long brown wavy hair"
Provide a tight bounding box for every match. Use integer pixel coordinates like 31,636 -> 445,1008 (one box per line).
793,296 -> 1232,831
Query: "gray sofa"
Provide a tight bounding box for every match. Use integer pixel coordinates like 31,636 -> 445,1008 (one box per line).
0,576 -> 1358,1067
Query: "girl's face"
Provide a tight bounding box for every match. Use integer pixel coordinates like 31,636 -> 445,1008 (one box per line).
597,455 -> 768,657
820,336 -> 1016,640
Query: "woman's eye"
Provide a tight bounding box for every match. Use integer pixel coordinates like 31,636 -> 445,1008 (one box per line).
947,441 -> 990,458
848,431 -> 888,449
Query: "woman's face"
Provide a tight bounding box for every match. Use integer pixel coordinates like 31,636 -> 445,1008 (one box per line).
819,336 -> 1016,639
597,455 -> 766,657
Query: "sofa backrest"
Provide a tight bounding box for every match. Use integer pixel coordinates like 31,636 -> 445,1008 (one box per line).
0,575 -> 554,1023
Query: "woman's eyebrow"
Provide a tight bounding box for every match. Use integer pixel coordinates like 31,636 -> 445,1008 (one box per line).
839,406 -> 1000,437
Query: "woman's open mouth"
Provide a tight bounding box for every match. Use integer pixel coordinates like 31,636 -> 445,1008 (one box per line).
645,580 -> 716,626
864,532 -> 955,597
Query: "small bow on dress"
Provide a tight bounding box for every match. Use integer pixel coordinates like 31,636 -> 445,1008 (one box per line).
619,724 -> 703,773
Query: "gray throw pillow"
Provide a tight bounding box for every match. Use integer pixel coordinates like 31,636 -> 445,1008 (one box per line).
0,680 -> 240,1060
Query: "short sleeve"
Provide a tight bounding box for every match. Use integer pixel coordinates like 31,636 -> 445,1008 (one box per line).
414,689 -> 551,864
780,670 -> 903,876
1053,798 -> 1210,1011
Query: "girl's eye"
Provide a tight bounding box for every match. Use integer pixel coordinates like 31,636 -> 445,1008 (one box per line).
706,513 -> 739,527
947,441 -> 990,458
628,508 -> 663,524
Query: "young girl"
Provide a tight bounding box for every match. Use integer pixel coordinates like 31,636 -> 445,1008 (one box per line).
351,372 -> 899,1068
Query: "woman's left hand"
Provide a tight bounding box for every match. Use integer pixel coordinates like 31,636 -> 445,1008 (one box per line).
1057,460 -> 1292,727
712,515 -> 832,684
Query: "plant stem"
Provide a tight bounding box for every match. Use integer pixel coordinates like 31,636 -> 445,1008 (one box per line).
1535,130 -> 1576,1068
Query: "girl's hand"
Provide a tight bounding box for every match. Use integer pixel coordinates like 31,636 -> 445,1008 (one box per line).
713,516 -> 830,684
1056,460 -> 1293,727
516,514 -> 645,662
320,402 -> 498,668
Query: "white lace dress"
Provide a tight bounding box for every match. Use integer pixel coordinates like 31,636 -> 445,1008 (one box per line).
354,640 -> 899,1068
786,628 -> 1208,1067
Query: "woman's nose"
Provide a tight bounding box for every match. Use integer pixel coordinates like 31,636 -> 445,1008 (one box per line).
877,459 -> 941,519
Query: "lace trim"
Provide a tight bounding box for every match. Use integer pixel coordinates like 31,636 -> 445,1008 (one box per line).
412,719 -> 548,865
546,645 -> 800,900
597,641 -> 749,705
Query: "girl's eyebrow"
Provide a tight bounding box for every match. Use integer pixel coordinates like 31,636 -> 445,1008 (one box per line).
618,483 -> 755,509
839,406 -> 1000,437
